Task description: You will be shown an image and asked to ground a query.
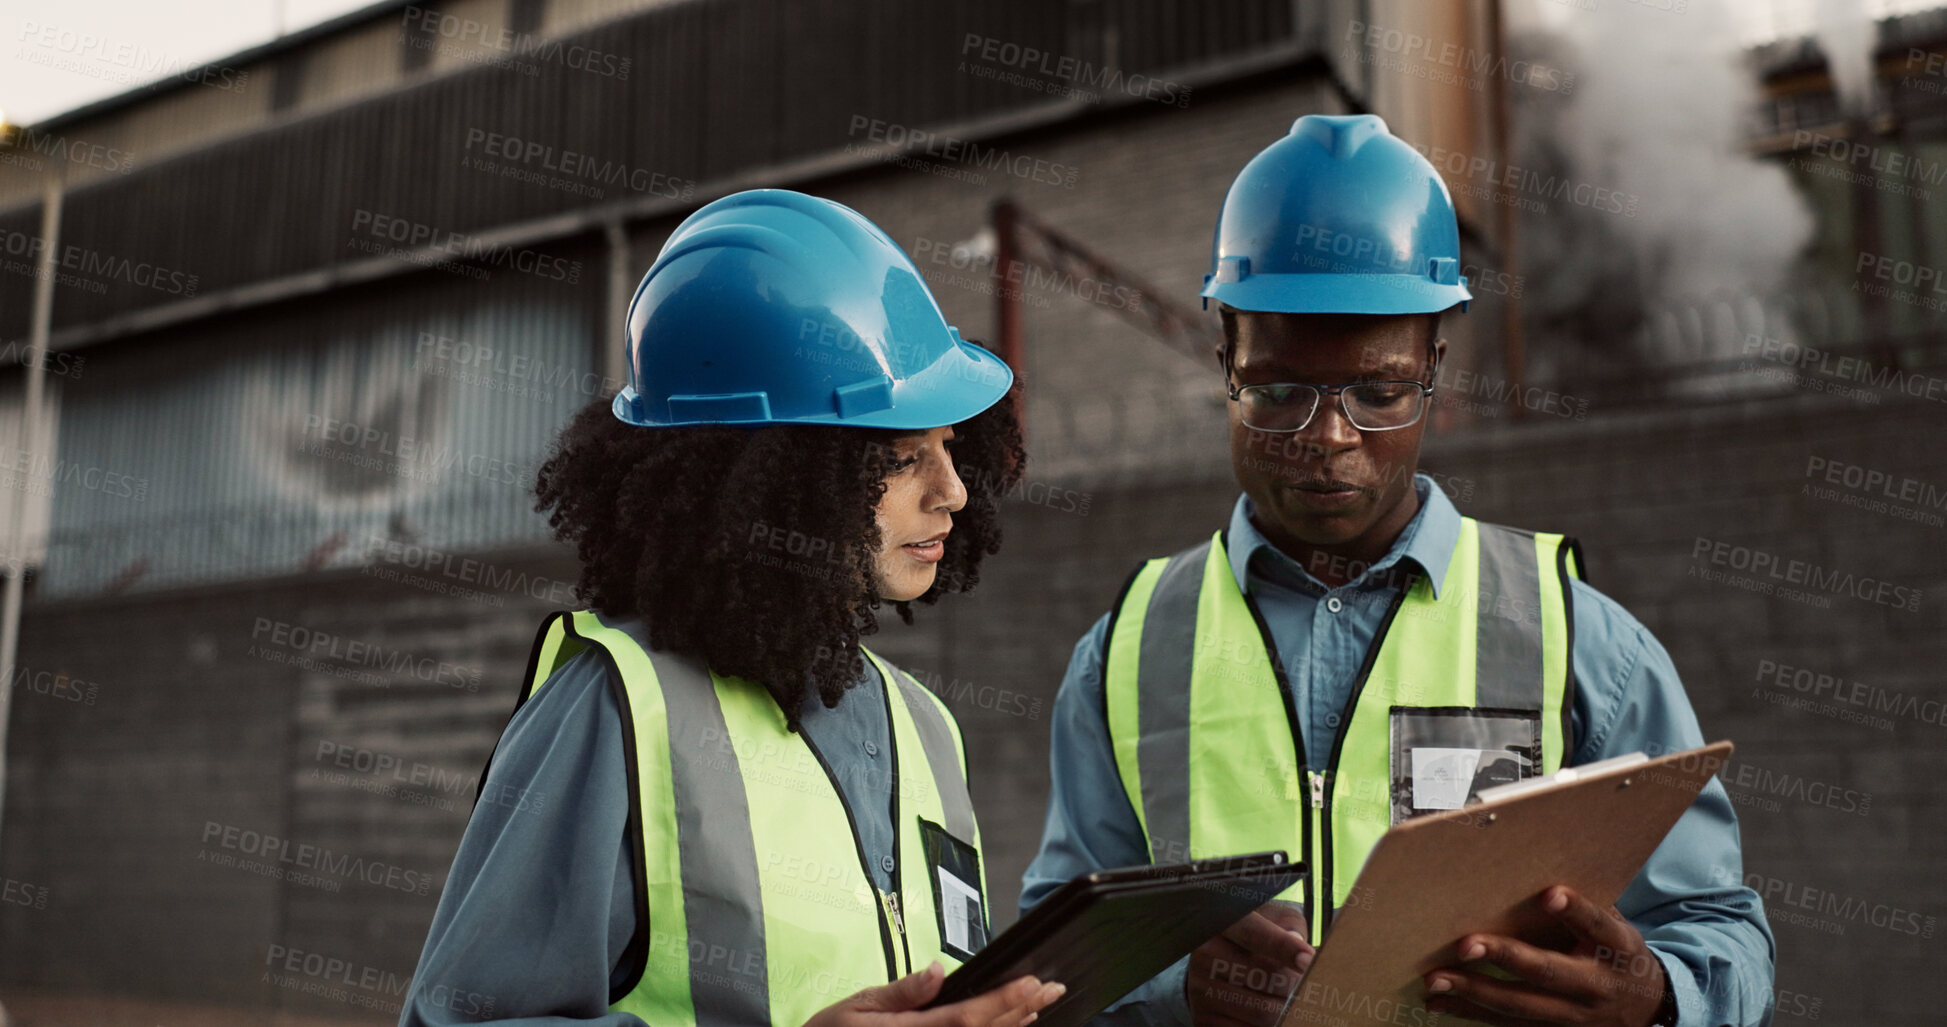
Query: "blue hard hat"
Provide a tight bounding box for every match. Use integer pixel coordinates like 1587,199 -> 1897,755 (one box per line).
612,189 -> 1013,429
1200,114 -> 1471,316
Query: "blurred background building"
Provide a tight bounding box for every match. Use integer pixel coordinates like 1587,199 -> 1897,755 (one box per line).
0,0 -> 1942,1023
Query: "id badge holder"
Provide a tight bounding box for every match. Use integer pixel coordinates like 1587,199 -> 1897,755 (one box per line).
918,818 -> 989,960
1388,707 -> 1542,825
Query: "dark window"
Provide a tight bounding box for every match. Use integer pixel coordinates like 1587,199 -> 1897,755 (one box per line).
400,1 -> 441,74
510,0 -> 547,36
270,51 -> 307,112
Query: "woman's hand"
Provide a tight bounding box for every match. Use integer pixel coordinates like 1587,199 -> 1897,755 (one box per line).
805,962 -> 1067,1027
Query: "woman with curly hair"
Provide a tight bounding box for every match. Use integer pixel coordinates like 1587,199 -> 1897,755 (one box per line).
400,191 -> 1061,1027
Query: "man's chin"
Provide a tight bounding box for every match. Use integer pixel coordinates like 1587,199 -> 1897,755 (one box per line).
1272,489 -> 1374,538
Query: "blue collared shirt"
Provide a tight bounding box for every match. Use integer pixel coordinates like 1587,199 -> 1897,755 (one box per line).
1021,476 -> 1776,1027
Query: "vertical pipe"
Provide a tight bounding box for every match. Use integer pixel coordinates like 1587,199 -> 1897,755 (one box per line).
1488,0 -> 1525,419
604,222 -> 631,397
1852,119 -> 1890,364
0,173 -> 62,860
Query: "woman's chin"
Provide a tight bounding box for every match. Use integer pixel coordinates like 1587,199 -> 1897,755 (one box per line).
875,564 -> 937,602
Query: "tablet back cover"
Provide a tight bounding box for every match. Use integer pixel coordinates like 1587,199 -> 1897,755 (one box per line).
937,854 -> 1305,1027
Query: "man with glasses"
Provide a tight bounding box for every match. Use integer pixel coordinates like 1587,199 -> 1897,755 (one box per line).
1020,115 -> 1773,1027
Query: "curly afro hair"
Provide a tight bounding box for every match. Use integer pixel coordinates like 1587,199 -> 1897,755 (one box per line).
533,387 -> 1025,727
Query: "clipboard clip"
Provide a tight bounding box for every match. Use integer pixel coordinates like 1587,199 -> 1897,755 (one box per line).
1474,752 -> 1651,803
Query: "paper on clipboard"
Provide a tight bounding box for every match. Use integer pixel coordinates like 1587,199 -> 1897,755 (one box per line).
1278,741 -> 1733,1027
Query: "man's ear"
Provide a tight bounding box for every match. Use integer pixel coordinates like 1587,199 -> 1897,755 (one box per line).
1216,303 -> 1237,374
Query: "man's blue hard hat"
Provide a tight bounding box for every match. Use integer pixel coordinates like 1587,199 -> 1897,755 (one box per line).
1200,114 -> 1472,316
613,189 -> 1013,429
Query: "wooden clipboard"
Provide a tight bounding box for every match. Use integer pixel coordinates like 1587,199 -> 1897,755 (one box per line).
1278,741 -> 1733,1027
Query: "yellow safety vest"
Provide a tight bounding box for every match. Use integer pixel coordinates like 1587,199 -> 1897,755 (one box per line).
512,610 -> 988,1026
1103,519 -> 1581,944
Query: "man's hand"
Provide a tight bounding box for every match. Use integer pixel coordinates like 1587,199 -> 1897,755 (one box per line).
1187,900 -> 1314,1027
805,962 -> 1066,1027
1422,886 -> 1670,1026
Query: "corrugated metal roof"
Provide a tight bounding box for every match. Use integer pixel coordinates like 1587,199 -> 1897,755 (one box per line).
5,0 -> 1329,599
0,0 -> 1302,345
0,375 -> 61,569
38,240 -> 601,597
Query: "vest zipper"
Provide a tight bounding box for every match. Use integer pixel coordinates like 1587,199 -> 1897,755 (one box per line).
1235,576 -> 1319,946
1306,769 -> 1327,945
879,674 -> 915,978
1317,580 -> 1414,939
795,729 -> 901,983
885,891 -> 911,976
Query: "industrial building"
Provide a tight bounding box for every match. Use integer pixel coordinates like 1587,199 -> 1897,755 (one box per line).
0,1 -> 1940,1023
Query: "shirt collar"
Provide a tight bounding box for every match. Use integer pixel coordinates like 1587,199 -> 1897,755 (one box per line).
1224,473 -> 1463,598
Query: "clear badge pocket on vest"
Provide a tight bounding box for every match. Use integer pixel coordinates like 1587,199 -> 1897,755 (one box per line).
918,817 -> 988,961
1388,707 -> 1542,825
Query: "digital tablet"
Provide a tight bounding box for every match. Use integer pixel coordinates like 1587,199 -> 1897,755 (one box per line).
929,851 -> 1305,1027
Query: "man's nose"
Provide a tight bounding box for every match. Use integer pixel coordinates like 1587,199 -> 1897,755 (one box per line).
1297,395 -> 1361,451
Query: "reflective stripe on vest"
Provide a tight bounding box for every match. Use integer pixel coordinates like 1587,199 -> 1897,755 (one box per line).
519,611 -> 981,1026
1104,519 -> 1578,945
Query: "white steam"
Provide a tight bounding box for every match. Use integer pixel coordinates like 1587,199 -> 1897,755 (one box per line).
1813,0 -> 1879,116
1507,0 -> 1817,367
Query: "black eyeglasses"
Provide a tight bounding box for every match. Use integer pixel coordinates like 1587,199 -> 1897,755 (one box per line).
1222,344 -> 1438,433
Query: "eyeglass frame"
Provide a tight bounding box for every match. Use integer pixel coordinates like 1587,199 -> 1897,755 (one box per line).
1219,339 -> 1442,434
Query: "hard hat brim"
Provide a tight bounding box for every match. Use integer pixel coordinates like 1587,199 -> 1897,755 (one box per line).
1202,273 -> 1472,316
613,338 -> 1014,430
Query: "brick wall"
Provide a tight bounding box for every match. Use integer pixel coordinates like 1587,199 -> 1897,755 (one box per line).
7,390 -> 1941,1025
884,384 -> 1947,1026
0,551 -> 573,1020
1422,391 -> 1946,1025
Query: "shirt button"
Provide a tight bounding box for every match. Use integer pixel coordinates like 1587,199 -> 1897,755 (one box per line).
864,740 -> 880,757
880,854 -> 896,875
1327,596 -> 1343,613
